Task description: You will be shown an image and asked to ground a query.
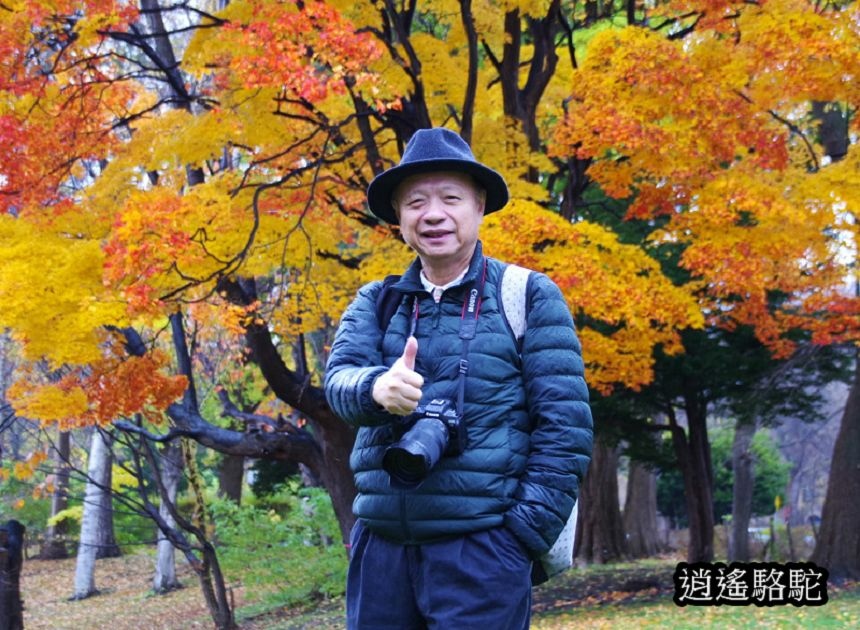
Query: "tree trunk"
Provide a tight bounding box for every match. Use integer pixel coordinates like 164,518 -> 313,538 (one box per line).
197,542 -> 237,630
811,360 -> 860,579
668,395 -> 715,563
0,520 -> 25,630
576,436 -> 627,563
729,419 -> 756,562
220,278 -> 359,543
623,459 -> 661,558
39,430 -> 71,560
811,101 -> 848,161
153,441 -> 183,593
94,436 -> 121,560
73,430 -> 112,599
217,454 -> 244,505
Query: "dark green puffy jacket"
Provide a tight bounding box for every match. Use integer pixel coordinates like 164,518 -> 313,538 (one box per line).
324,242 -> 593,558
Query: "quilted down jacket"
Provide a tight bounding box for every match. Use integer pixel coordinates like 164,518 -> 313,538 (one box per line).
324,242 -> 593,558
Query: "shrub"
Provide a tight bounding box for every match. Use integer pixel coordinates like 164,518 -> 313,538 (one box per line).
208,481 -> 347,608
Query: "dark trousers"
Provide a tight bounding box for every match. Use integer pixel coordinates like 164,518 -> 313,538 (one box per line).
347,521 -> 532,629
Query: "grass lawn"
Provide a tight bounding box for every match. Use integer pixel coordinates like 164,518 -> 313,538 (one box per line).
532,589 -> 860,629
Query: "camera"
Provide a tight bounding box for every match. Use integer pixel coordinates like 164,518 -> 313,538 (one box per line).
382,398 -> 466,488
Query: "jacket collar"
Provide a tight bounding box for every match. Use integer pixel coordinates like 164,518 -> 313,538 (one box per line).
394,241 -> 485,296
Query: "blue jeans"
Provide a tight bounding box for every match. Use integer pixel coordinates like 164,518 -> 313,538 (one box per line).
346,521 -> 532,629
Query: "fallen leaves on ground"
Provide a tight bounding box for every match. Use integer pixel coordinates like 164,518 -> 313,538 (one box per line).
531,561 -> 676,614
21,550 -> 249,629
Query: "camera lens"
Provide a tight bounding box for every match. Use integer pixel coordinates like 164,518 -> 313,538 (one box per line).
383,417 -> 449,488
382,448 -> 428,486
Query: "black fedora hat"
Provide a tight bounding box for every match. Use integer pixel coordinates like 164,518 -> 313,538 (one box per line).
367,127 -> 509,224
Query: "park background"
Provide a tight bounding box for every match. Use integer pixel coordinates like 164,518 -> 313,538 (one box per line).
0,0 -> 859,627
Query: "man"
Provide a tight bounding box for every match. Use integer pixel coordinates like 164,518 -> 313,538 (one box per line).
325,127 -> 593,629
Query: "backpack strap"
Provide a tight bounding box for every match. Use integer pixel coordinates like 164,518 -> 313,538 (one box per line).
498,263 -> 532,349
375,274 -> 403,332
499,263 -> 579,585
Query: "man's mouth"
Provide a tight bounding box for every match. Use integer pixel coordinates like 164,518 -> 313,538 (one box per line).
422,230 -> 450,239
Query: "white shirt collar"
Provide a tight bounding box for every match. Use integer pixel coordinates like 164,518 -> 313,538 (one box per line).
420,267 -> 469,302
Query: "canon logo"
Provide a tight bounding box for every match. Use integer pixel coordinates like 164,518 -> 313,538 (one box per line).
468,288 -> 478,313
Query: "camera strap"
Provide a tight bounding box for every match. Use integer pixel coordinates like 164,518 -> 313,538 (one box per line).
456,258 -> 487,415
408,258 -> 488,418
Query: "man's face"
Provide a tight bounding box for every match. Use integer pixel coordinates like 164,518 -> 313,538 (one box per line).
393,171 -> 485,272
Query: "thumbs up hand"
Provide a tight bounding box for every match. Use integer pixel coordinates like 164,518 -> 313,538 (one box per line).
372,336 -> 424,416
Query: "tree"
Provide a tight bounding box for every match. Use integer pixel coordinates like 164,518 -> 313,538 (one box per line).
711,428 -> 791,524
552,0 -> 860,560
72,429 -> 113,599
38,429 -> 71,560
576,436 -> 627,563
728,419 -> 757,562
645,326 -> 839,560
811,360 -> 860,579
623,458 -> 663,559
152,441 -> 183,593
38,414 -> 240,627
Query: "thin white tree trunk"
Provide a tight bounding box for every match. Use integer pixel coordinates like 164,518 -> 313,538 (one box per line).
93,431 -> 120,559
72,429 -> 111,599
153,442 -> 183,593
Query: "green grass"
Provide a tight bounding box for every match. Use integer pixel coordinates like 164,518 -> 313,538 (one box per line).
532,588 -> 860,629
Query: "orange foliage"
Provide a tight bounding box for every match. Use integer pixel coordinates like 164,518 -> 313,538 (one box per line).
78,352 -> 189,426
220,0 -> 383,99
8,350 -> 187,430
0,2 -> 139,216
551,0 -> 860,355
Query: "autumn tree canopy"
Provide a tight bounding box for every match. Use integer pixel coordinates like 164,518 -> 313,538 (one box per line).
553,0 -> 860,360
0,0 -> 703,411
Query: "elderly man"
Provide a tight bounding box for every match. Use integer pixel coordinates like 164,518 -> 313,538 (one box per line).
325,127 -> 593,629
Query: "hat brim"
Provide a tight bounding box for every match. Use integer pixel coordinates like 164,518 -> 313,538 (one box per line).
367,158 -> 509,224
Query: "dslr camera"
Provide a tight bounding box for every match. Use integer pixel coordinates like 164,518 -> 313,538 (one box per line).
382,398 -> 466,488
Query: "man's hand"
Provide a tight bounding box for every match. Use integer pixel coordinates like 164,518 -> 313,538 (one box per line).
372,336 -> 424,416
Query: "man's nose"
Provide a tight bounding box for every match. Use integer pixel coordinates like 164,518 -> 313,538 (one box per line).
421,197 -> 446,222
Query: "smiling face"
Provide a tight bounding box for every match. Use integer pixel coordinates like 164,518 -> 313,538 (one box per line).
393,171 -> 486,284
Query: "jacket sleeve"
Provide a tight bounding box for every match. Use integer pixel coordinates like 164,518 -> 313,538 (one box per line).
324,281 -> 396,427
504,272 -> 593,557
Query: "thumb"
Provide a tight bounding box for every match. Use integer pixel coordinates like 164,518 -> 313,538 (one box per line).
401,336 -> 418,371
